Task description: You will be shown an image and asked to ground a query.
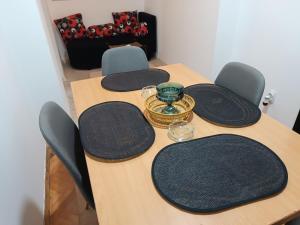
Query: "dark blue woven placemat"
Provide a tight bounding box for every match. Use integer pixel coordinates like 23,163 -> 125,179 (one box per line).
79,101 -> 155,160
101,69 -> 170,92
152,134 -> 288,213
184,84 -> 261,127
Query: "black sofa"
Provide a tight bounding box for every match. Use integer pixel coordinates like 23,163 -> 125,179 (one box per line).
66,12 -> 157,70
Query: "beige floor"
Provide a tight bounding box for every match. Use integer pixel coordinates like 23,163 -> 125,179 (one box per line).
47,152 -> 99,225
48,58 -> 165,225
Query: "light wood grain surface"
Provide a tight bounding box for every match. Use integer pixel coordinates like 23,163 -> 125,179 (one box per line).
71,64 -> 300,225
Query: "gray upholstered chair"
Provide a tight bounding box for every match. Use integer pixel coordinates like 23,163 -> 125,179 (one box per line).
39,102 -> 95,209
215,62 -> 265,106
102,46 -> 149,76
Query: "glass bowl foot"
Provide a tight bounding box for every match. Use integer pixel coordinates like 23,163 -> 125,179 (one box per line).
162,104 -> 179,114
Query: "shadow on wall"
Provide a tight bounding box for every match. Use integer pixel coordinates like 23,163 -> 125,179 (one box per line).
21,199 -> 43,225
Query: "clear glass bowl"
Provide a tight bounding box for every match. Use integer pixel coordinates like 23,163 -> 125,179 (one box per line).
141,85 -> 157,100
168,120 -> 194,142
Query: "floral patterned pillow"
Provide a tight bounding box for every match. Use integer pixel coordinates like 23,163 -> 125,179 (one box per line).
133,22 -> 149,37
112,11 -> 138,34
54,13 -> 87,43
87,23 -> 117,39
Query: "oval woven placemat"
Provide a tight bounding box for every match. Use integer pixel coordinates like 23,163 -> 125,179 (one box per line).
152,134 -> 288,213
79,101 -> 155,160
101,69 -> 170,92
184,84 -> 261,127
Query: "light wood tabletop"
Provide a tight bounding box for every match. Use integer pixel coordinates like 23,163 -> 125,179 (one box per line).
71,64 -> 300,225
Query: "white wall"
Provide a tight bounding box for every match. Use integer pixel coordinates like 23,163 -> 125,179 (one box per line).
47,0 -> 145,62
144,0 -> 220,76
228,0 -> 300,127
40,0 -> 68,81
212,0 -> 241,78
0,1 -> 68,224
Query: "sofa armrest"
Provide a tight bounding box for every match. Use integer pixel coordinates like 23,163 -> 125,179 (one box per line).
138,12 -> 157,57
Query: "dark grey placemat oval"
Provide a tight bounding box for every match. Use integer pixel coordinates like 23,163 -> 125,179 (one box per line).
101,69 -> 170,92
184,84 -> 261,127
79,101 -> 155,160
152,134 -> 288,213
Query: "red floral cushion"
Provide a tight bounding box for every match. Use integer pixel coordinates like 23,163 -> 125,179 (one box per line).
54,13 -> 87,43
87,23 -> 117,39
112,11 -> 138,34
133,22 -> 149,37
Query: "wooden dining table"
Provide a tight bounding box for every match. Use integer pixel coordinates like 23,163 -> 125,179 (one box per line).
71,64 -> 300,225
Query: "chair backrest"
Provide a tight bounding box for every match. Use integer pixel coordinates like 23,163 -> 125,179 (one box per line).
215,62 -> 265,106
102,46 -> 149,76
39,102 -> 95,208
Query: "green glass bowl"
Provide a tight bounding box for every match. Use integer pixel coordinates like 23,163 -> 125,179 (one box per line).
156,82 -> 184,114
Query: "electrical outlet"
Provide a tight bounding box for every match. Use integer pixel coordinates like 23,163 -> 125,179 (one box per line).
269,89 -> 277,104
263,89 -> 277,106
